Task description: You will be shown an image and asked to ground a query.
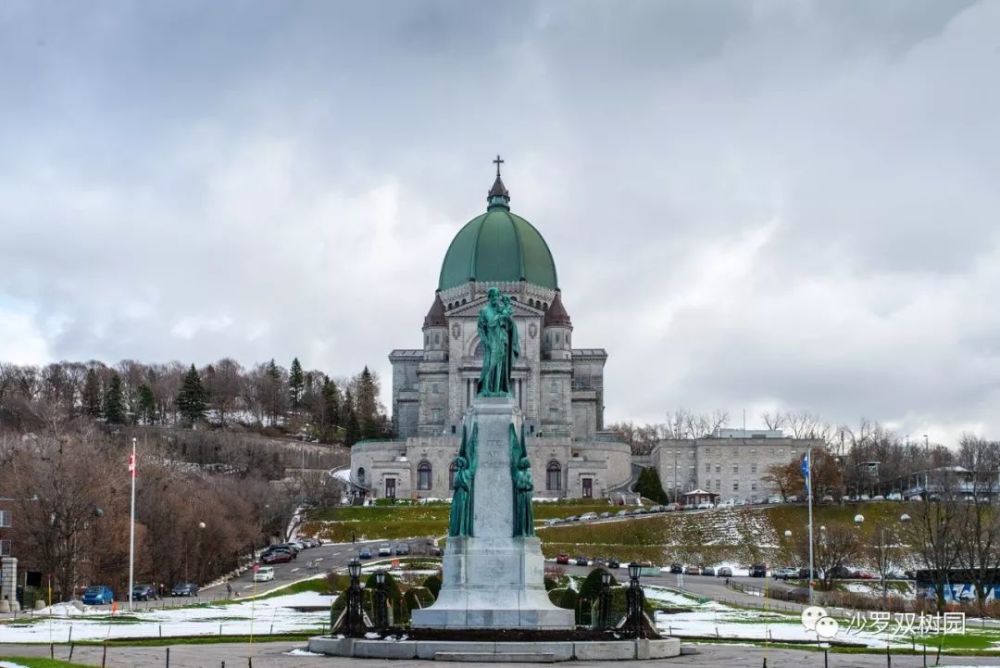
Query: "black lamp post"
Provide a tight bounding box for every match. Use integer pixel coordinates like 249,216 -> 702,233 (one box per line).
375,571 -> 388,629
347,559 -> 363,637
599,569 -> 612,629
626,562 -> 643,638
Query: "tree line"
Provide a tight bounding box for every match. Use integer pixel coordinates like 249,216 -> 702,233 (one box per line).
0,358 -> 392,446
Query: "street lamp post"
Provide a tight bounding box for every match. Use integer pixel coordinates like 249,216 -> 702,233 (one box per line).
627,563 -> 643,638
375,571 -> 388,630
347,559 -> 363,637
599,570 -> 612,629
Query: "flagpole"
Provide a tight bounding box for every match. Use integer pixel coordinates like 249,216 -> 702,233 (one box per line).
128,437 -> 137,612
807,445 -> 814,605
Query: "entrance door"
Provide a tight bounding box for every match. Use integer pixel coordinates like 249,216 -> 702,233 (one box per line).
385,478 -> 396,499
582,477 -> 593,498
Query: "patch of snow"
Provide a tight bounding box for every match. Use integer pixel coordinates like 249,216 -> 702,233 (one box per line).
285,649 -> 325,656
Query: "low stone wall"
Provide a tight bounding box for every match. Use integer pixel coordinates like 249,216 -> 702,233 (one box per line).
307,636 -> 681,661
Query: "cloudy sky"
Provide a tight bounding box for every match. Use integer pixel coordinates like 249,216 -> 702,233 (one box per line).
2,1 -> 998,443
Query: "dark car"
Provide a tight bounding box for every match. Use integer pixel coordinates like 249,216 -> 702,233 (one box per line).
749,564 -> 767,578
555,553 -> 570,565
827,566 -> 853,580
395,543 -> 410,556
717,566 -> 733,577
701,566 -> 716,576
131,584 -> 157,601
575,556 -> 590,566
607,558 -> 620,569
429,546 -> 443,557
262,550 -> 294,565
171,582 -> 199,597
669,563 -> 683,574
358,548 -> 373,559
82,585 -> 114,605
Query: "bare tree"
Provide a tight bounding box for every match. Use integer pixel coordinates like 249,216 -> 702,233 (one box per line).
799,523 -> 863,591
955,435 -> 1000,615
904,470 -> 966,613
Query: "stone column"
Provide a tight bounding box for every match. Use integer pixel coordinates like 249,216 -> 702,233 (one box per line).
0,557 -> 17,611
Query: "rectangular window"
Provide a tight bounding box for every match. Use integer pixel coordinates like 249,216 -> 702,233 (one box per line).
582,478 -> 593,498
705,463 -> 711,473
733,481 -> 739,491
751,463 -> 757,474
751,482 -> 757,491
733,464 -> 739,474
0,510 -> 9,528
715,479 -> 720,490
0,539 -> 9,557
715,465 -> 721,473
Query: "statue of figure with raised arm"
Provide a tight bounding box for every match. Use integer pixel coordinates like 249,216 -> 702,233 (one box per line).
477,287 -> 520,396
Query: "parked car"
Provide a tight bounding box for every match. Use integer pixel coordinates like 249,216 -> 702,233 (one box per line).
701,566 -> 716,576
827,566 -> 853,580
798,568 -> 817,579
253,566 -> 275,582
599,511 -> 612,519
555,553 -> 570,565
579,512 -> 598,521
429,546 -> 443,557
607,558 -> 621,569
274,542 -> 301,554
684,565 -> 700,575
82,585 -> 114,605
717,566 -> 733,578
696,502 -> 714,510
395,543 -> 410,556
131,584 -> 157,601
262,550 -> 293,565
820,495 -> 835,503
669,563 -> 683,574
171,582 -> 199,597
565,515 -> 579,522
749,564 -> 767,578
615,510 -> 629,517
650,505 -> 665,513
359,548 -> 373,559
378,543 -> 392,557
575,556 -> 590,566
772,567 -> 799,580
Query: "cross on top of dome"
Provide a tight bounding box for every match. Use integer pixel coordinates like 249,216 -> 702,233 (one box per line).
488,154 -> 510,209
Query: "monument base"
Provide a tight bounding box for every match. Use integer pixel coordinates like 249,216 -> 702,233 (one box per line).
411,536 -> 573,629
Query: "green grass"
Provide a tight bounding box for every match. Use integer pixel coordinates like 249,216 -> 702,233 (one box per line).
0,658 -> 93,668
305,500 -> 638,542
913,630 -> 1000,650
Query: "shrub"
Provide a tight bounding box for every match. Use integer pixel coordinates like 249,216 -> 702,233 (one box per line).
422,574 -> 442,599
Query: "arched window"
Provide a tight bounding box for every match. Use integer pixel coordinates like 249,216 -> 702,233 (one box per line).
357,467 -> 366,484
417,460 -> 432,490
449,460 -> 458,490
546,461 -> 561,491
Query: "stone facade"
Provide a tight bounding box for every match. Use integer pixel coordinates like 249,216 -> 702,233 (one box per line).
351,434 -> 632,501
650,434 -> 825,503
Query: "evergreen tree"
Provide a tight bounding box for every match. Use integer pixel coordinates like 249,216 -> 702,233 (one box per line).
355,366 -> 381,439
264,359 -> 285,425
102,372 -> 126,424
321,377 -> 341,442
635,467 -> 669,504
137,383 -> 156,425
176,364 -> 207,426
289,358 -> 304,410
343,388 -> 360,446
82,368 -> 102,418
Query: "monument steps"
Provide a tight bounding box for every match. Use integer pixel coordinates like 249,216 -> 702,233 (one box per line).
434,652 -> 559,662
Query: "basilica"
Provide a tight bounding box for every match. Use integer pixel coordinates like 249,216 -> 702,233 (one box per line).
349,164 -> 632,500
347,163 -> 821,503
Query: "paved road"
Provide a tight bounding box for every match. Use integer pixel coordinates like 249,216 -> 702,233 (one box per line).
3,640 -> 999,667
0,537 -> 435,618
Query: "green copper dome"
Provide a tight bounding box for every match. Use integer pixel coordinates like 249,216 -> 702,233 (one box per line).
438,175 -> 558,291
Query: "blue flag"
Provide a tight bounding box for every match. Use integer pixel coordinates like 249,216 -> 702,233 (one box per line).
800,452 -> 811,492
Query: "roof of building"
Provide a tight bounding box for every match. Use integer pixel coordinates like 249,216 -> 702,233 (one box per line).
438,174 -> 558,291
423,295 -> 446,328
543,290 -> 572,327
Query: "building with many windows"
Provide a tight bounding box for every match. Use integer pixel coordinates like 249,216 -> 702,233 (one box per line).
349,167 -> 632,501
650,431 -> 824,503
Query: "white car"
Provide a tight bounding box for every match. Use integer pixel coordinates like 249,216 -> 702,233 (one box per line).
579,512 -> 598,521
253,566 -> 275,582
378,543 -> 392,557
696,502 -> 714,510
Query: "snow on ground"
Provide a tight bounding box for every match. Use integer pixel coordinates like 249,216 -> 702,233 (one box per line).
646,585 -> 917,649
0,662 -> 31,668
0,591 -> 337,643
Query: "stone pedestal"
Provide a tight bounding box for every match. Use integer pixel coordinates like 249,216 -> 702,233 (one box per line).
412,397 -> 574,630
0,557 -> 16,608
